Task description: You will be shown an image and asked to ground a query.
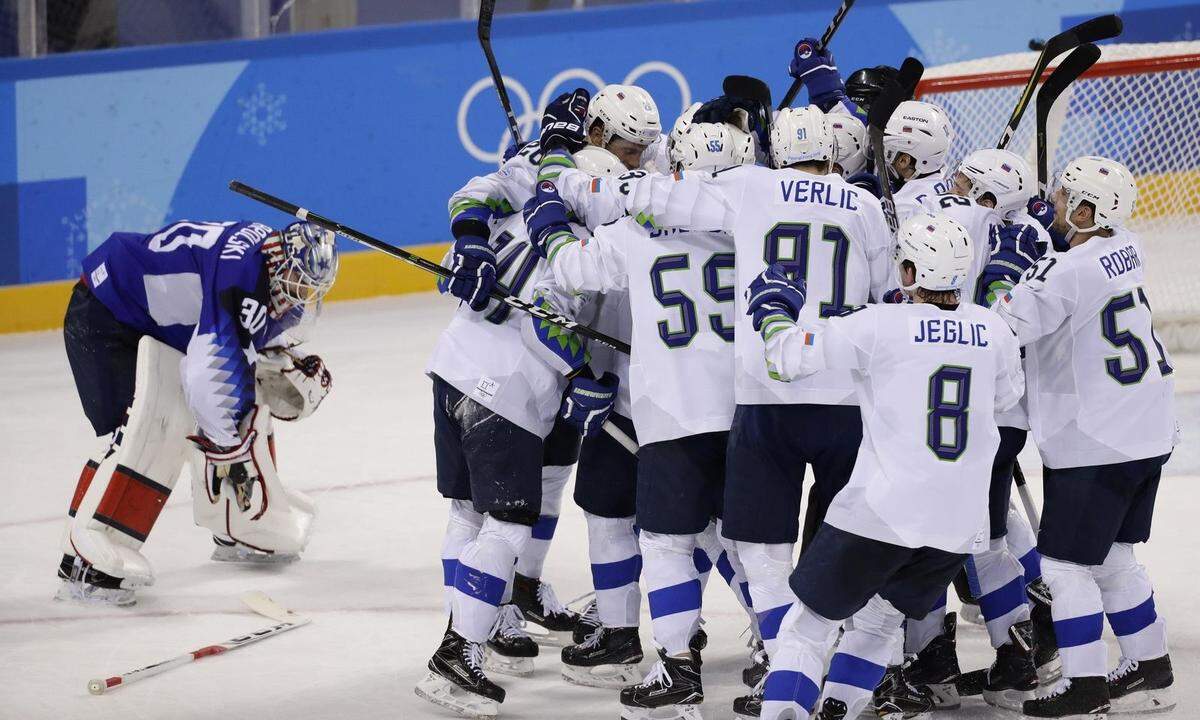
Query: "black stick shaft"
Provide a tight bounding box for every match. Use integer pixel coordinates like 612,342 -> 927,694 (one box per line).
777,0 -> 857,110
228,181 -> 631,355
1035,43 -> 1101,197
478,0 -> 522,147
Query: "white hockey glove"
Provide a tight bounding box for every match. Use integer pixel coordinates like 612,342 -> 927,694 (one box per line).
189,430 -> 260,512
255,347 -> 332,421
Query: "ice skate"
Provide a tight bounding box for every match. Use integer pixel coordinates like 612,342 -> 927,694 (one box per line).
511,573 -> 577,646
1028,578 -> 1062,684
742,638 -> 768,688
209,535 -> 300,563
903,614 -> 961,710
414,627 -> 505,719
571,596 -> 602,645
54,555 -> 137,607
732,673 -> 764,719
1107,655 -> 1175,714
982,620 -> 1039,711
1022,676 -> 1109,719
484,604 -> 538,677
619,649 -> 704,720
560,625 -> 643,688
874,663 -> 935,720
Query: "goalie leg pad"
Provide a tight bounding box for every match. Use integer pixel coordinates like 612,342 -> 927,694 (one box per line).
192,407 -> 316,560
62,337 -> 192,590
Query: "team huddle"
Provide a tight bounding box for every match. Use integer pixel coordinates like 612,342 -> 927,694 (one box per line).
50,28 -> 1176,720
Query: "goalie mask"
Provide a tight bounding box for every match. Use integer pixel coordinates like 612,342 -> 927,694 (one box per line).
264,222 -> 339,319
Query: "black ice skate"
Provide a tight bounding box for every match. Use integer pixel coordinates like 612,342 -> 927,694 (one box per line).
689,625 -> 708,653
484,604 -> 538,677
1108,655 -> 1175,714
742,639 -> 768,688
572,597 -> 602,645
414,627 -> 505,719
731,684 -> 762,720
54,554 -> 137,606
982,619 -> 1038,711
813,697 -> 848,720
874,663 -> 935,720
1028,578 -> 1063,683
560,625 -> 643,688
904,613 -> 961,710
619,648 -> 704,720
1022,676 -> 1110,719
511,573 -> 578,646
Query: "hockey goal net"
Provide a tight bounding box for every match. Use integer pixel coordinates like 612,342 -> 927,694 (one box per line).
917,41 -> 1200,351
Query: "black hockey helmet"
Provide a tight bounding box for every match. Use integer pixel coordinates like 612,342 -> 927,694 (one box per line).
846,65 -> 903,112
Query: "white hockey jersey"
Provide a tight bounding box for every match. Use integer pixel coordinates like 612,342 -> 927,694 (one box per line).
895,173 -> 952,223
538,217 -> 736,445
603,165 -> 895,406
765,302 -> 1025,553
426,215 -> 577,438
994,228 -> 1178,469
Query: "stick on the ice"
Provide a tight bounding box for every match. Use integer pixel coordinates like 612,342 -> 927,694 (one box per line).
995,14 -> 1121,150
1013,461 -> 1041,533
777,0 -> 857,110
228,181 -> 631,354
87,593 -> 308,695
866,76 -> 907,235
1035,43 -> 1101,198
477,0 -> 522,147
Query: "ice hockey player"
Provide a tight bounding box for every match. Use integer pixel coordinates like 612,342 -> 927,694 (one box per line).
986,156 -> 1177,718
748,212 -> 1024,720
58,220 -> 337,605
524,111 -> 757,719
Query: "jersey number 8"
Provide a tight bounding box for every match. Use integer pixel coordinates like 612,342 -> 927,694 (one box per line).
928,365 -> 971,461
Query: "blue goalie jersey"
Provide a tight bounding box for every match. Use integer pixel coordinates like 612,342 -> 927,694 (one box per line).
80,220 -> 293,447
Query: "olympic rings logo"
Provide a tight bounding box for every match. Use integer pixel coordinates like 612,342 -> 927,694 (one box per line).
457,61 -> 692,164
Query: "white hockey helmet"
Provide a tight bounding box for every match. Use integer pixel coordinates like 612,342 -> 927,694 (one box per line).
587,84 -> 661,147
1057,155 -> 1138,232
573,145 -> 626,177
827,112 -> 867,176
883,100 -> 954,176
769,105 -> 835,170
955,148 -> 1034,219
668,102 -> 755,171
894,212 -> 974,292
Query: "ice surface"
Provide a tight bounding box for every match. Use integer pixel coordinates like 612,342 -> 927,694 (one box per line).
1,293 -> 1195,719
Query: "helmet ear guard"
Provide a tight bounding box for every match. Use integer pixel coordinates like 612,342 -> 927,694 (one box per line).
956,148 -> 1033,218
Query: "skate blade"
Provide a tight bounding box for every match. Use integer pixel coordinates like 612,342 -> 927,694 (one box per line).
875,711 -> 932,720
414,671 -> 499,719
53,581 -> 136,607
1109,686 -> 1176,715
210,545 -> 300,564
525,626 -> 573,648
483,650 -> 534,678
1037,656 -> 1063,686
561,662 -> 641,689
619,704 -> 703,720
984,686 -> 1035,712
924,682 -> 961,710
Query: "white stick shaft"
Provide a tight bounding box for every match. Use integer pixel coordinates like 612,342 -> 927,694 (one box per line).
1016,482 -> 1042,534
602,420 -> 638,455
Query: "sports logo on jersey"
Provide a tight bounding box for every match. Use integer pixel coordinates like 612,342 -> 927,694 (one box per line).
796,42 -> 813,59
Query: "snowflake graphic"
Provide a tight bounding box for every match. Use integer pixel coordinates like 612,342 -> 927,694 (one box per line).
61,211 -> 88,276
238,82 -> 287,146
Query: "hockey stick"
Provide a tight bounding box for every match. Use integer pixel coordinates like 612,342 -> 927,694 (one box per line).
995,14 -> 1121,150
229,181 -> 631,354
1012,461 -> 1041,533
88,593 -> 308,695
896,56 -> 925,99
1035,43 -> 1101,198
477,0 -> 522,147
777,0 -> 857,110
866,74 -> 908,235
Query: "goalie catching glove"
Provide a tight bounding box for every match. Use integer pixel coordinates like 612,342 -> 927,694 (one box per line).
255,346 -> 332,421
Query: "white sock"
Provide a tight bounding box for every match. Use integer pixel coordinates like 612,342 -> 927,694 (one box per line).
970,539 -> 1032,648
1095,543 -> 1167,662
441,499 -> 483,616
737,540 -> 796,659
515,464 -> 569,579
761,603 -> 841,720
452,516 -> 531,643
641,531 -> 701,656
1006,505 -> 1042,584
586,512 -> 641,628
822,595 -> 904,718
1043,555 -> 1107,677
714,522 -> 758,632
904,593 -> 947,655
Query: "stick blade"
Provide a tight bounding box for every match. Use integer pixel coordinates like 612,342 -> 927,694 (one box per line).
240,591 -> 308,624
1037,43 -> 1101,120
896,56 -> 925,98
867,78 -> 906,131
1070,13 -> 1123,45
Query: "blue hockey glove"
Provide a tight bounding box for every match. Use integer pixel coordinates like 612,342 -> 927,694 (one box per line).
978,223 -> 1043,305
1026,196 -> 1055,231
880,288 -> 908,304
847,171 -> 884,199
561,371 -> 620,437
523,180 -> 574,259
746,263 -> 807,332
445,235 -> 497,312
788,37 -> 845,109
523,295 -> 589,376
540,88 -> 591,153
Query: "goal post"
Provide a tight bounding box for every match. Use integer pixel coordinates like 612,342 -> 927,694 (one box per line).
917,41 -> 1200,352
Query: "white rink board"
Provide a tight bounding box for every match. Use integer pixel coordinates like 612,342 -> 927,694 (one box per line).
1,293 -> 1195,720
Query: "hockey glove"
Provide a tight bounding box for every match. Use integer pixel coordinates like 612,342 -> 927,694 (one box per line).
846,171 -> 884,199
561,371 -> 620,438
446,235 -> 497,312
1026,197 -> 1055,231
789,37 -> 846,110
879,287 -> 908,304
522,295 -> 589,376
189,430 -> 260,512
540,88 -> 591,153
523,180 -> 575,259
746,263 -> 807,332
978,223 -> 1042,305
